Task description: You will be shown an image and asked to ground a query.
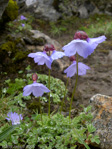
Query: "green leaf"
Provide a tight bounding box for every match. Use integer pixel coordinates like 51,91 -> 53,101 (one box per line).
73,128 -> 90,149
84,106 -> 92,113
0,125 -> 19,142
91,135 -> 100,144
87,124 -> 96,133
11,135 -> 19,144
0,140 -> 8,148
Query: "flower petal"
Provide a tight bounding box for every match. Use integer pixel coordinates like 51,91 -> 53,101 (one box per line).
75,40 -> 94,58
87,35 -> 106,49
28,52 -> 42,58
64,61 -> 90,77
37,83 -> 50,93
32,83 -> 50,97
62,40 -> 77,56
23,84 -> 33,96
51,50 -> 65,60
32,87 -> 43,97
33,52 -> 52,69
45,59 -> 52,69
64,62 -> 77,77
78,62 -> 90,75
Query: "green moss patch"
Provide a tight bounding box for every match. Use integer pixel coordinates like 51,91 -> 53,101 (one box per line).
2,0 -> 18,22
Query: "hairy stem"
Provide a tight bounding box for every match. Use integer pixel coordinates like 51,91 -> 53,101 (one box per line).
39,97 -> 43,124
69,54 -> 78,119
48,68 -> 51,118
60,77 -> 69,113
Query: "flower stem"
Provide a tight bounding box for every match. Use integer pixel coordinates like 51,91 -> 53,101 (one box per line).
60,77 -> 69,113
48,68 -> 51,118
39,97 -> 43,124
69,54 -> 78,119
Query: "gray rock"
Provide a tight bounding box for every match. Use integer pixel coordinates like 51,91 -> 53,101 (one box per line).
90,94 -> 112,149
17,0 -> 112,21
34,4 -> 61,21
25,0 -> 37,6
30,30 -> 61,50
78,5 -> 89,18
105,2 -> 112,15
25,0 -> 61,21
0,0 -> 9,19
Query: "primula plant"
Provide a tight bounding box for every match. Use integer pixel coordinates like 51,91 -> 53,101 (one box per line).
28,44 -> 65,117
62,31 -> 106,118
0,30 -> 106,148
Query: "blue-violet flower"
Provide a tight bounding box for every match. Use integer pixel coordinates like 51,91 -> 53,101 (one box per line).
20,15 -> 27,20
28,51 -> 52,69
23,73 -> 50,97
64,56 -> 90,77
28,44 -> 65,69
62,31 -> 106,58
6,112 -> 23,125
22,23 -> 25,27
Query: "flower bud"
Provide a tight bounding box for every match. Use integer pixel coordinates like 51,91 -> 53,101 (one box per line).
32,73 -> 38,81
43,44 -> 55,52
69,56 -> 76,61
74,31 -> 88,40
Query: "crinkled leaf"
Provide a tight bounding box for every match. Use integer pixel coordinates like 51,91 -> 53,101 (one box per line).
87,124 -> 96,133
91,135 -> 100,144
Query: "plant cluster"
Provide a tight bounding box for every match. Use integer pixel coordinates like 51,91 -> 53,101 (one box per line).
0,106 -> 100,149
7,15 -> 33,34
0,72 -> 68,122
0,14 -> 106,148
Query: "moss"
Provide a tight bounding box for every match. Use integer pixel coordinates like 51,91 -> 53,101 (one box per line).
0,41 -> 16,53
2,0 -> 19,22
14,51 -> 28,62
0,37 -> 28,72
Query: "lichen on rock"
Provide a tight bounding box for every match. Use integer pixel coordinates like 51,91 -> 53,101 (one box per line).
90,94 -> 112,149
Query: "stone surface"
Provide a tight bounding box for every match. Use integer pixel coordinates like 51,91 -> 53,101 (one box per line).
17,0 -> 26,12
34,4 -> 61,21
54,0 -> 99,18
25,0 -> 61,21
78,5 -> 88,18
16,0 -> 112,21
29,30 -> 62,50
0,0 -> 9,20
90,94 -> 112,149
25,0 -> 37,6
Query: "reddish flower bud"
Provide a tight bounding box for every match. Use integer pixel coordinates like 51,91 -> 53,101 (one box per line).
74,31 -> 88,40
43,44 -> 55,52
32,73 -> 38,81
69,56 -> 76,61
